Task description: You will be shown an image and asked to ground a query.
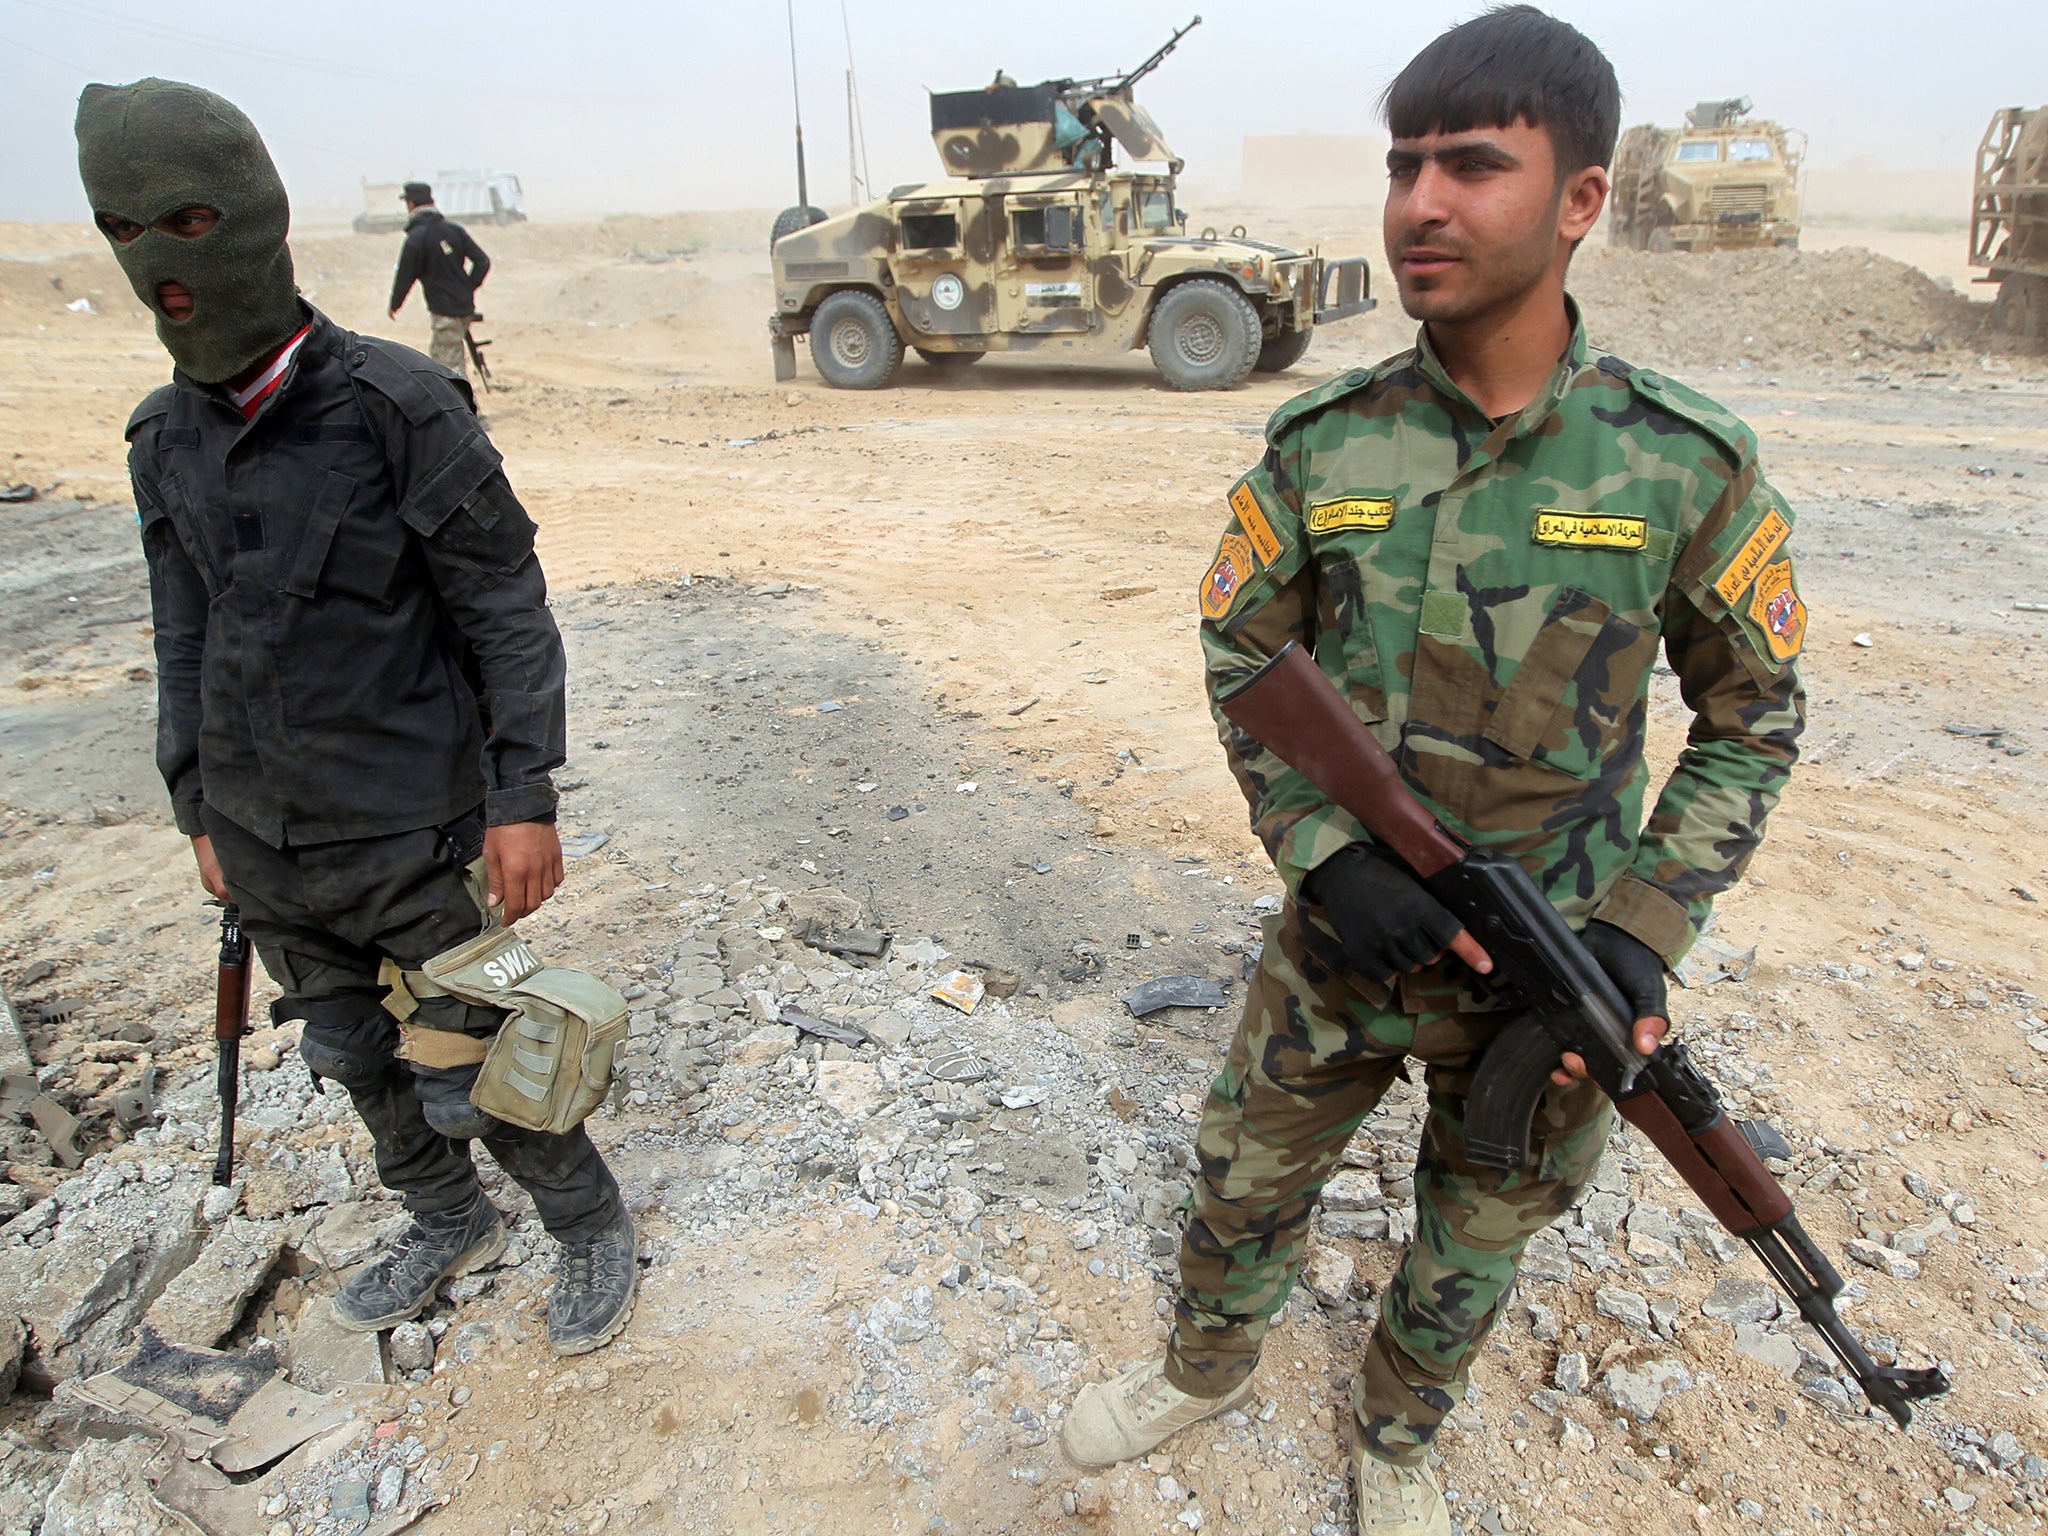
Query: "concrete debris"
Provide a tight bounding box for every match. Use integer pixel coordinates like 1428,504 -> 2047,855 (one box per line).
1302,1246 -> 1354,1307
1594,1287 -> 1654,1333
1702,1276 -> 1779,1324
1846,1238 -> 1922,1280
42,1434 -> 181,1536
388,1319 -> 435,1374
142,1216 -> 288,1348
310,1199 -> 410,1270
0,1165 -> 205,1378
1731,1321 -> 1803,1374
1596,1357 -> 1693,1423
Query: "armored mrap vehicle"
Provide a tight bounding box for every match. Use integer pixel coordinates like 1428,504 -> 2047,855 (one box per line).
767,20 -> 1374,390
1971,106 -> 2048,339
1609,98 -> 1803,253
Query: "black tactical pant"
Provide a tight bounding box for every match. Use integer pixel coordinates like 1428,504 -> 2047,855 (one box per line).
202,806 -> 622,1245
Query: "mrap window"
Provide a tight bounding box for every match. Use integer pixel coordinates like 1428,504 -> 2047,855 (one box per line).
1011,205 -> 1083,252
900,212 -> 959,250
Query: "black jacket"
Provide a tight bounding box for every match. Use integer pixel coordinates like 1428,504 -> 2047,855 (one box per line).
390,208 -> 491,318
126,307 -> 565,847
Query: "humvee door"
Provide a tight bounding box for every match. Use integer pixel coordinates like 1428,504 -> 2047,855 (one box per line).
996,190 -> 1094,335
893,196 -> 993,336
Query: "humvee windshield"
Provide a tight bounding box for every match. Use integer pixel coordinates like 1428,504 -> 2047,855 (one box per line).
1673,141 -> 1720,163
1729,139 -> 1776,162
1137,186 -> 1176,231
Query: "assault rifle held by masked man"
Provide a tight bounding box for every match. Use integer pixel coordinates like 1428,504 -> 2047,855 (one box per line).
1217,641 -> 1949,1429
211,901 -> 251,1186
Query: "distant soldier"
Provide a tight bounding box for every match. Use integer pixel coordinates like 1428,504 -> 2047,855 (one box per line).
388,180 -> 491,377
79,79 -> 637,1355
1062,8 -> 1806,1532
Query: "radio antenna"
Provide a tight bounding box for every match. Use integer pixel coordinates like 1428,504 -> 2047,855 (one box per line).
786,0 -> 810,211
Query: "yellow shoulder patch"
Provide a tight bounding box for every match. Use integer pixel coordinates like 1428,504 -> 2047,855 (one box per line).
1713,507 -> 1790,605
1228,480 -> 1283,566
1532,511 -> 1647,550
1747,559 -> 1806,660
1199,532 -> 1255,621
1306,496 -> 1395,535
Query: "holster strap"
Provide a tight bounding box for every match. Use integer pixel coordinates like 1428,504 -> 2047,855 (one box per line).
394,1022 -> 492,1068
378,956 -> 453,1022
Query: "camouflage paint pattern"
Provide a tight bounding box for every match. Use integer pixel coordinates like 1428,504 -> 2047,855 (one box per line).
769,165 -> 1346,363
1201,304 -> 1805,993
1164,905 -> 1612,1465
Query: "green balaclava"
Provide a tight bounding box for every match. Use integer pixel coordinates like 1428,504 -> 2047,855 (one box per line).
75,78 -> 303,384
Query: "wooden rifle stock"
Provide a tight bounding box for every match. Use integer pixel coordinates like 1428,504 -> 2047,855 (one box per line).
212,903 -> 251,1187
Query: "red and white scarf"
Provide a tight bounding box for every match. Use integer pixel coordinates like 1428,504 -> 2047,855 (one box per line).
225,322 -> 313,420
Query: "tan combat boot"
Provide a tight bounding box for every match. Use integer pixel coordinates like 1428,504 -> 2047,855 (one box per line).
1061,1360 -> 1255,1467
1353,1442 -> 1454,1536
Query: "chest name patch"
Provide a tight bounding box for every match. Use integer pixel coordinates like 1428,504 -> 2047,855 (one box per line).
1748,559 -> 1806,660
1532,511 -> 1648,550
1306,496 -> 1395,535
1713,507 -> 1791,605
1199,533 -> 1254,621
1229,482 -> 1283,566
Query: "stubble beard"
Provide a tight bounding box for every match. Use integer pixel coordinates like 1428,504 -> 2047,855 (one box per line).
1392,192 -> 1565,326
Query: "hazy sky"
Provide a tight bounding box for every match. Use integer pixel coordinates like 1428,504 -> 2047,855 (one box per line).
4,0 -> 2041,225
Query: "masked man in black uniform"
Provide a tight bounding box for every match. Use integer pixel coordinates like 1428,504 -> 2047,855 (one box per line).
78,78 -> 635,1355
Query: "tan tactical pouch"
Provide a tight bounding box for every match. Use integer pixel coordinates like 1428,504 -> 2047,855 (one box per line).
388,924 -> 629,1136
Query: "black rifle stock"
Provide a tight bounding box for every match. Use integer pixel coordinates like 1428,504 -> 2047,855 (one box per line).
1216,641 -> 1948,1428
211,902 -> 251,1186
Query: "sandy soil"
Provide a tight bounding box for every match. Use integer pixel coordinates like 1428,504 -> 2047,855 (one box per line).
3,210 -> 2047,1536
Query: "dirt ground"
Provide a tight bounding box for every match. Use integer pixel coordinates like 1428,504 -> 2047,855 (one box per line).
2,205 -> 2047,1536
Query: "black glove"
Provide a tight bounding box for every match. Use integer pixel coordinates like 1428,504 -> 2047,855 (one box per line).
1580,920 -> 1668,1024
1303,843 -> 1467,984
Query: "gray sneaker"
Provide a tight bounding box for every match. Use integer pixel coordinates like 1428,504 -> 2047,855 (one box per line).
547,1207 -> 638,1355
331,1191 -> 506,1332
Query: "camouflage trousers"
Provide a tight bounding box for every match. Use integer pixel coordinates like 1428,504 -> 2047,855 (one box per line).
1167,901 -> 1613,1467
429,313 -> 470,376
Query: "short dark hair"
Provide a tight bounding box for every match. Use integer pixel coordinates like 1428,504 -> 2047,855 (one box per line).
1380,5 -> 1620,177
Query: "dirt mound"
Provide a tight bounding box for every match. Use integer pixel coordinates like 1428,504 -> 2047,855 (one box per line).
1574,244 -> 1992,368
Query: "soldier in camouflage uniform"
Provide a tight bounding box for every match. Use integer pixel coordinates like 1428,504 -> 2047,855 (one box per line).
1064,10 -> 1805,1532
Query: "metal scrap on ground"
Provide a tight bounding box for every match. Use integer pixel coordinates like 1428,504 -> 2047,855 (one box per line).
1121,974 -> 1228,1017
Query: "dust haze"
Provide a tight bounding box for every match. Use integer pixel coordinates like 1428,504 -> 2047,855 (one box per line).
4,2 -> 2048,1535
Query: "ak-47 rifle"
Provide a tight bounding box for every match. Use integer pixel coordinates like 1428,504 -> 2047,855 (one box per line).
211,902 -> 251,1186
1217,641 -> 1950,1429
465,312 -> 494,393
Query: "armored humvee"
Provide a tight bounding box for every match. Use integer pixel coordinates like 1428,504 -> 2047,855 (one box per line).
767,20 -> 1374,391
1971,105 -> 2048,340
1609,98 -> 1803,253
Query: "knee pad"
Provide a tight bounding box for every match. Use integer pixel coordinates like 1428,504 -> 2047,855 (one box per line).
411,1064 -> 505,1141
291,994 -> 398,1091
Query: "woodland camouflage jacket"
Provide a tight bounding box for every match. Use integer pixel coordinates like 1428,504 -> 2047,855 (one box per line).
1200,302 -> 1806,1011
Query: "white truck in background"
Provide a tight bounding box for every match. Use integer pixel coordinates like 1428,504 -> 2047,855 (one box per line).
352,172 -> 527,234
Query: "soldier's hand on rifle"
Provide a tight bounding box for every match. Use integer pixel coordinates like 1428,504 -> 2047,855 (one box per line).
1554,920 -> 1669,1085
1305,843 -> 1494,983
485,821 -> 564,925
190,834 -> 230,902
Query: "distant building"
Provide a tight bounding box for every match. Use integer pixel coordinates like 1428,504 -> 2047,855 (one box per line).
1241,134 -> 1389,208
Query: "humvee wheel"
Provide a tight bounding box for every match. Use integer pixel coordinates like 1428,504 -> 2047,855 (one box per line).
1254,327 -> 1313,374
810,291 -> 904,389
1149,279 -> 1263,391
914,347 -> 986,369
770,204 -> 828,251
